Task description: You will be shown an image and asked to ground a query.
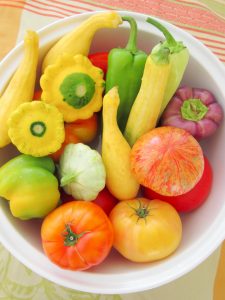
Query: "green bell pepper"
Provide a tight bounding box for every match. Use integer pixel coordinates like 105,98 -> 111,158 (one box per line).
105,16 -> 147,132
0,154 -> 60,220
146,17 -> 189,116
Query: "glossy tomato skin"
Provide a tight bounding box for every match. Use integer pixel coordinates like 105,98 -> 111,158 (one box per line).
109,198 -> 182,263
49,114 -> 98,162
33,89 -> 42,100
131,126 -> 204,196
143,156 -> 213,212
93,187 -> 119,215
88,52 -> 108,77
41,201 -> 114,270
49,131 -> 80,162
60,187 -> 118,216
66,113 -> 98,144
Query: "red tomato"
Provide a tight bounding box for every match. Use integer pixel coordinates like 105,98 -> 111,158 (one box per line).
33,89 -> 42,100
143,156 -> 213,212
88,52 -> 108,77
60,187 -> 118,216
93,188 -> 119,215
41,201 -> 114,270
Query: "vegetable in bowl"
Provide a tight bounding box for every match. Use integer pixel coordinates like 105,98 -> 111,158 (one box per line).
124,16 -> 189,146
160,86 -> 223,139
0,10 -> 225,294
59,143 -> 106,201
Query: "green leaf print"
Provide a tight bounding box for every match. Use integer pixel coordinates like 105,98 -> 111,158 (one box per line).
0,243 -> 122,300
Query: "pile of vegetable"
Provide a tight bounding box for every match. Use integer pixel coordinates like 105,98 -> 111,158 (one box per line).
0,11 -> 223,271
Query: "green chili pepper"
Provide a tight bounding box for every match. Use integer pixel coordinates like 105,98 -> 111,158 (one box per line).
0,154 -> 60,220
146,17 -> 189,116
105,16 -> 148,132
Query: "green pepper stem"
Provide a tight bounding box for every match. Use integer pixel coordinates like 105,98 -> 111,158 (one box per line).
146,17 -> 177,47
122,16 -> 138,53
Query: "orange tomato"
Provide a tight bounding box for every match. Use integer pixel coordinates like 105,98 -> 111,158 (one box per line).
50,114 -> 98,162
41,201 -> 114,270
109,198 -> 182,263
49,130 -> 80,162
65,113 -> 98,143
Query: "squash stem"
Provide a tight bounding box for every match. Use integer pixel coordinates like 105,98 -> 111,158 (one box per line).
60,73 -> 95,109
151,47 -> 170,64
30,121 -> 46,137
60,173 -> 77,187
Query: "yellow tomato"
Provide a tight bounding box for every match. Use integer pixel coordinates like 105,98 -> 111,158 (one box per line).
109,198 -> 182,262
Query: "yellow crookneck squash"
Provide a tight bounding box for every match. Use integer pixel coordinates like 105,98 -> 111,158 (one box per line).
0,30 -> 39,148
102,86 -> 140,201
42,11 -> 122,72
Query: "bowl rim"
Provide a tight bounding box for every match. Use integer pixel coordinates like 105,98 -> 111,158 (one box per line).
0,10 -> 225,294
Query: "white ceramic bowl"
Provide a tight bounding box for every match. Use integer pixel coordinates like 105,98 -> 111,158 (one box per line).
0,11 -> 225,295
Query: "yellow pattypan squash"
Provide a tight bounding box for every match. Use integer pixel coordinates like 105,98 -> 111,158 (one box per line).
40,54 -> 105,122
8,101 -> 65,157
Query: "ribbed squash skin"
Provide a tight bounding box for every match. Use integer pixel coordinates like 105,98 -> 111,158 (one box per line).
40,54 -> 105,122
8,101 -> 65,157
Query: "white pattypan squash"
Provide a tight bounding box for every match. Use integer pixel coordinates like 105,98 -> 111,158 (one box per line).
59,143 -> 106,201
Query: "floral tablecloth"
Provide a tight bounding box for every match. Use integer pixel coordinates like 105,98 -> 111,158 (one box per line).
0,1 -> 225,299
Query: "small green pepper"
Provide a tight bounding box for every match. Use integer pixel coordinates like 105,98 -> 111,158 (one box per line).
105,16 -> 147,132
0,154 -> 60,220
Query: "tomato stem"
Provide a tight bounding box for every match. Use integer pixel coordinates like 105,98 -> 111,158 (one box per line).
127,200 -> 150,221
135,201 -> 150,219
63,224 -> 88,247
